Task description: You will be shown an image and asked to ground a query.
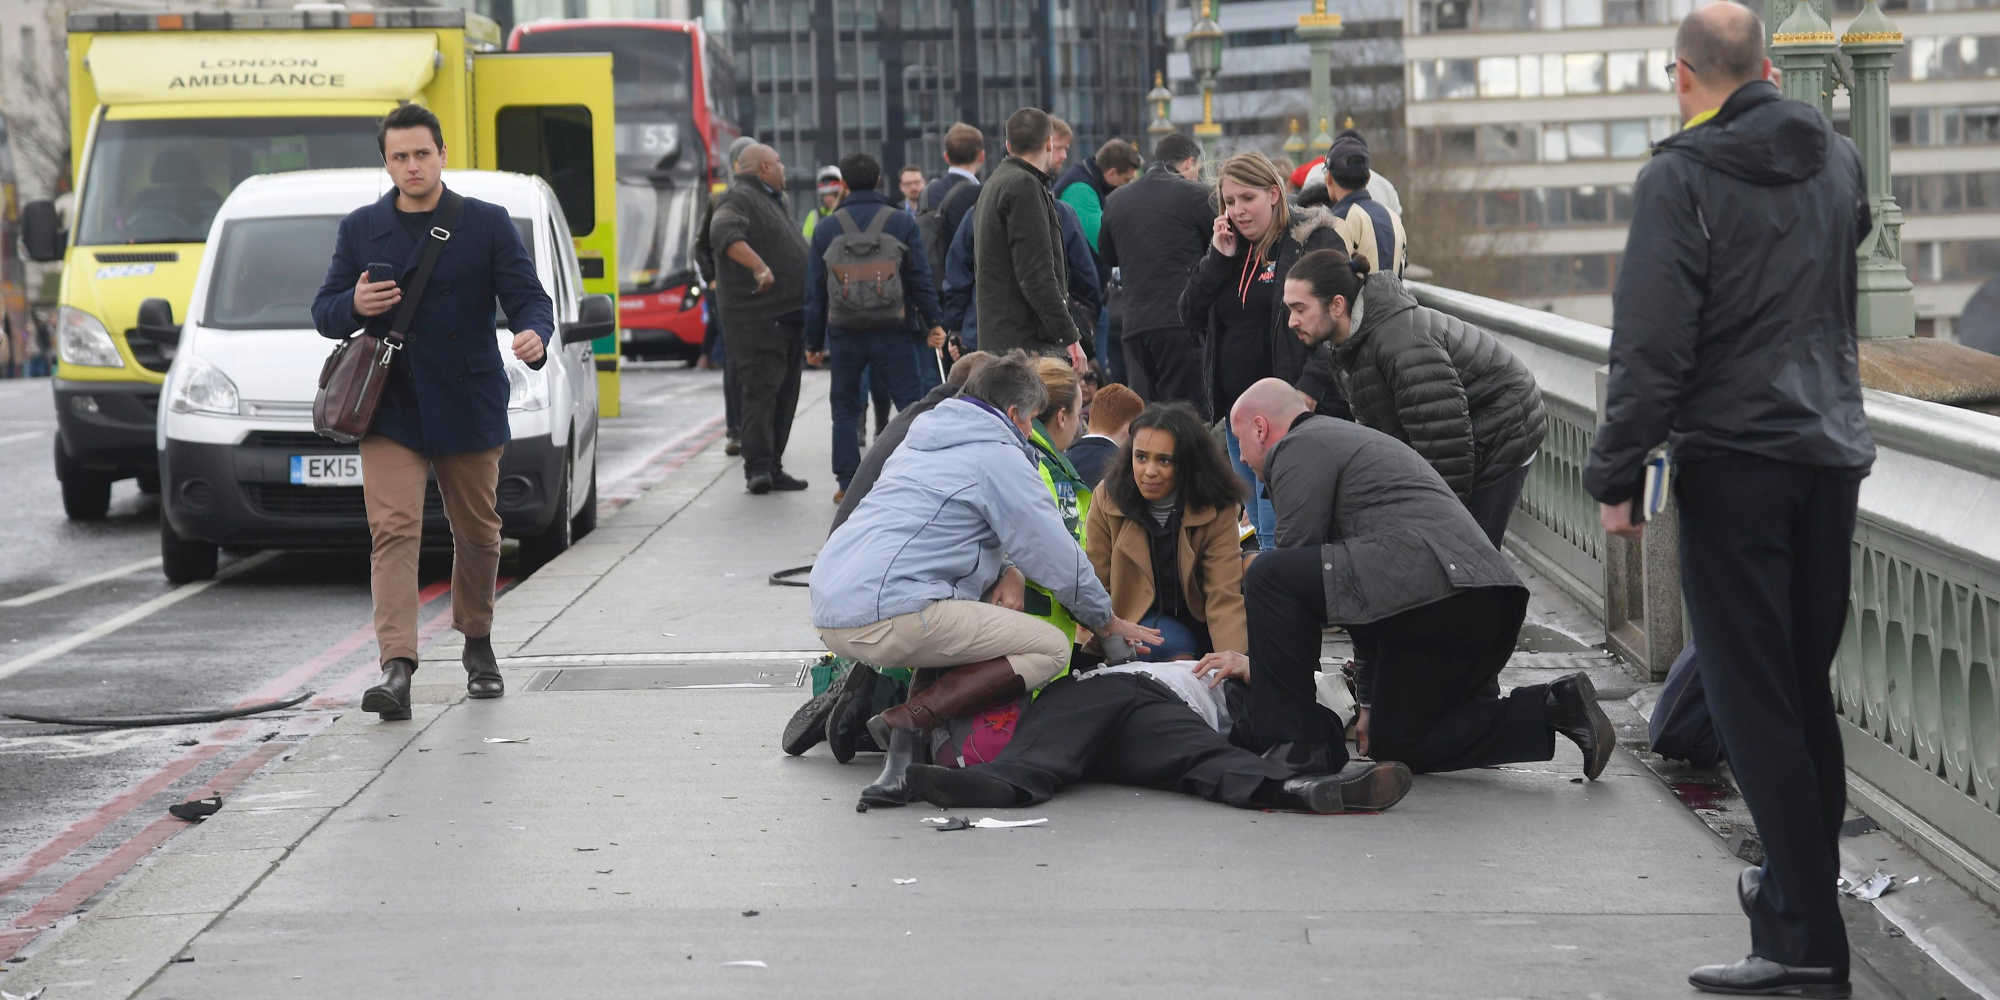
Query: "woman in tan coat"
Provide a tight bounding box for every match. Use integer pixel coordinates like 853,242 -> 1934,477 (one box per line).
1085,402 -> 1249,661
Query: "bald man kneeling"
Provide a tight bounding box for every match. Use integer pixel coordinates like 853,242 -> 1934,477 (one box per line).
1195,379 -> 1614,780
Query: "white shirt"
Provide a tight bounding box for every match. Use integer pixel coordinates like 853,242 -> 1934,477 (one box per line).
1082,660 -> 1229,732
947,165 -> 980,184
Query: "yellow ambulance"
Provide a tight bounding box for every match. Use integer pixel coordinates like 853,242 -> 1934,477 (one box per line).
19,6 -> 621,519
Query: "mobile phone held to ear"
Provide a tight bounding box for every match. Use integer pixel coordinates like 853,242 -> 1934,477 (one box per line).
365,261 -> 399,286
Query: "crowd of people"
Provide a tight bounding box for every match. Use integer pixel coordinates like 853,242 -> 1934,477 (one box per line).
699,7 -> 1874,989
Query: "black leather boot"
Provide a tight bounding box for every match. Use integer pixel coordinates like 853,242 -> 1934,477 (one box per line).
857,727 -> 923,811
362,658 -> 415,721
825,663 -> 879,764
1547,671 -> 1615,780
463,636 -> 504,699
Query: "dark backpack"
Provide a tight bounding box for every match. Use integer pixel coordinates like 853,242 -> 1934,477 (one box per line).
915,175 -> 970,287
823,207 -> 908,329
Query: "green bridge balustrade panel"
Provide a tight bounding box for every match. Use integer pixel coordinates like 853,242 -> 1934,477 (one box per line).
1410,282 -> 2000,876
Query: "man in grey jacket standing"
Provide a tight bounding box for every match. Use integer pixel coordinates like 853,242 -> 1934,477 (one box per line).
973,109 -> 1085,368
709,143 -> 811,494
1200,379 -> 1612,783
812,354 -> 1161,808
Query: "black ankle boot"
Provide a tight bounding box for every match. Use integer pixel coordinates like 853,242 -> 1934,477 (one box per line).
857,727 -> 922,811
362,658 -> 415,721
463,636 -> 504,699
904,764 -> 1025,808
1547,672 -> 1615,780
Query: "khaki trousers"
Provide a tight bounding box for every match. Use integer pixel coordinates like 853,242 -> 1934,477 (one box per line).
819,599 -> 1071,689
359,435 -> 504,665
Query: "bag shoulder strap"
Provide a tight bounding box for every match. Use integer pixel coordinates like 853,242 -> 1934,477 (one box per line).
830,208 -> 864,238
861,205 -> 893,238
387,189 -> 465,343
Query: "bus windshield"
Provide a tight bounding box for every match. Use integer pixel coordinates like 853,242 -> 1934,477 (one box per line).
615,177 -> 702,294
75,117 -> 379,246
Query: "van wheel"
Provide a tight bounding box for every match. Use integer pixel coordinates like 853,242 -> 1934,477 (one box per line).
55,437 -> 112,521
571,452 -> 598,540
161,516 -> 218,583
517,450 -> 572,575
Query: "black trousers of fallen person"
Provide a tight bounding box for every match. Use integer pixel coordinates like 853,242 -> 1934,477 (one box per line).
1677,456 -> 1859,973
1242,547 -> 1551,773
963,673 -> 1296,807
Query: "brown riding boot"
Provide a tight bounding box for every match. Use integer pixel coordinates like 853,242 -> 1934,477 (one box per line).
866,658 -> 1025,747
857,659 -> 1023,810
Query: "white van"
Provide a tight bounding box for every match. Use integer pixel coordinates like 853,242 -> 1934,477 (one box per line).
154,169 -> 610,582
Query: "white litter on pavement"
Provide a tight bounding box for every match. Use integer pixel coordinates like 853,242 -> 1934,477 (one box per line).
482,737 -> 530,744
1837,868 -> 1898,901
721,960 -> 767,969
970,817 -> 1048,829
893,878 -> 918,885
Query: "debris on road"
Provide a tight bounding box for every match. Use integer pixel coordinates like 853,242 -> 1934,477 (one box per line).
1837,869 -> 1898,900
742,909 -> 760,917
722,960 -> 768,969
922,815 -> 1048,831
482,737 -> 530,744
893,878 -> 918,885
168,795 -> 223,821
3,691 -> 315,729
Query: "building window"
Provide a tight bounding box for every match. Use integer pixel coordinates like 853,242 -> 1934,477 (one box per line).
1564,53 -> 1606,95
1609,119 -> 1651,157
1607,51 -> 1648,93
1482,123 -> 1540,162
1567,121 -> 1608,159
1480,56 -> 1520,98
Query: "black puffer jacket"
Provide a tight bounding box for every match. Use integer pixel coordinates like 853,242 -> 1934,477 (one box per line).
1583,81 -> 1875,503
1310,273 -> 1546,498
1179,204 -> 1349,418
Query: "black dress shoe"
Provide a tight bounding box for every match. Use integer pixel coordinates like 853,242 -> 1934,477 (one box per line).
905,763 -> 1024,808
746,472 -> 773,494
463,636 -> 504,699
769,470 -> 809,491
825,663 -> 879,764
361,658 -> 415,721
1689,957 -> 1850,997
1266,761 -> 1414,814
1739,866 -> 1763,917
724,435 -> 742,457
782,691 -> 836,756
1547,671 -> 1616,780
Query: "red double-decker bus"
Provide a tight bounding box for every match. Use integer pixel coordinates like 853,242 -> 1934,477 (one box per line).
511,19 -> 739,363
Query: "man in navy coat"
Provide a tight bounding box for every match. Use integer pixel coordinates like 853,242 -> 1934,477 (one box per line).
311,104 -> 554,720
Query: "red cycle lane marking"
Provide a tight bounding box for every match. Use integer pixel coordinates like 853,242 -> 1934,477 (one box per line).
603,415 -> 727,511
309,576 -> 514,708
0,580 -> 452,913
5,740 -> 291,943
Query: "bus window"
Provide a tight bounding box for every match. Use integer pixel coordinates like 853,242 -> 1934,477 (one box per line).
494,105 -> 596,236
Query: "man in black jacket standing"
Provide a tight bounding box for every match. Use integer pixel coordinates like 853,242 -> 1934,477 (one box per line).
1583,5 -> 1874,995
1101,134 -> 1211,412
710,143 -> 812,495
973,108 -> 1085,367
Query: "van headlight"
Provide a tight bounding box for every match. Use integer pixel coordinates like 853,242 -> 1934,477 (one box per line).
506,357 -> 548,412
56,306 -> 123,367
168,357 -> 242,415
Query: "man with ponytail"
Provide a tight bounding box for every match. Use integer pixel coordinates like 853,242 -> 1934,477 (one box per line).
1285,248 -> 1546,550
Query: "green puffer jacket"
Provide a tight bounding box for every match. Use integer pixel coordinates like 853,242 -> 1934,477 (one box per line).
1323,273 -> 1547,498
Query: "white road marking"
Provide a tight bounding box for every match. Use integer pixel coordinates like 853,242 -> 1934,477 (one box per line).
0,557 -> 165,608
0,430 -> 49,446
0,552 -> 278,683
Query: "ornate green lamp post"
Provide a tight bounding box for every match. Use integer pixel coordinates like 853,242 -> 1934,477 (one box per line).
1282,119 -> 1308,166
1841,1 -> 1916,340
1296,0 -> 1344,150
1147,72 -> 1176,138
1186,0 -> 1225,139
1770,1 -> 1837,118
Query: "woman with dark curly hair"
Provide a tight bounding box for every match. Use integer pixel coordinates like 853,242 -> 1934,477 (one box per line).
1084,402 -> 1248,662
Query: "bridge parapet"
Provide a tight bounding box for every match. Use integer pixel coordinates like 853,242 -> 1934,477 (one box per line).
1410,281 -> 2000,894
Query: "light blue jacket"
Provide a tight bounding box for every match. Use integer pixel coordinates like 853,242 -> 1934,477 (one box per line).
811,397 -> 1115,630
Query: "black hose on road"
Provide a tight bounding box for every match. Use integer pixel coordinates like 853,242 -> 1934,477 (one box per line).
3,690 -> 316,729
769,564 -> 812,588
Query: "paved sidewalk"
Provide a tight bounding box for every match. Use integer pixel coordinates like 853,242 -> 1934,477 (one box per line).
0,379 -> 1968,998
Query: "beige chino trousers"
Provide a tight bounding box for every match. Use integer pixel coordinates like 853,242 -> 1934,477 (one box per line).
819,599 -> 1071,689
359,435 -> 504,665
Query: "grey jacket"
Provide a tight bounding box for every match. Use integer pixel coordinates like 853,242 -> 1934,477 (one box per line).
973,155 -> 1077,355
1320,274 -> 1546,498
811,396 -> 1114,630
708,172 -> 809,335
1267,413 -> 1523,625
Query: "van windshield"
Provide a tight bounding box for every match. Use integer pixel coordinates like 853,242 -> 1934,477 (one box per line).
204,216 -> 343,330
76,117 -> 379,246
206,216 -> 540,331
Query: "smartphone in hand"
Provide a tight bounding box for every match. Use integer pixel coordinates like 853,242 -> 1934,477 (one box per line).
365,261 -> 399,286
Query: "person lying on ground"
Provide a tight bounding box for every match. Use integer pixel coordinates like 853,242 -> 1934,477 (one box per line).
903,660 -> 1411,815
